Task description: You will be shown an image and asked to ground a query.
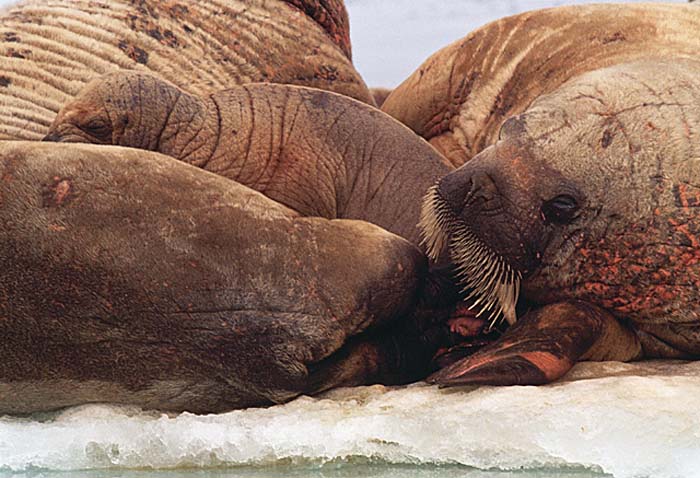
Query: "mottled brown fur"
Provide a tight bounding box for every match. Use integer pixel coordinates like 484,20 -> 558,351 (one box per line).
382,3 -> 700,167
46,73 -> 450,245
0,0 -> 372,140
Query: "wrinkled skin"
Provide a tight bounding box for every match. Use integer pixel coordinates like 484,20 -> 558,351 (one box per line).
0,0 -> 372,140
382,3 -> 700,168
45,72 -> 450,245
0,141 -> 459,414
425,58 -> 700,386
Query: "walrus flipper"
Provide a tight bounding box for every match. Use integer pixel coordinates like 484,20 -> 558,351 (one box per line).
428,301 -> 642,386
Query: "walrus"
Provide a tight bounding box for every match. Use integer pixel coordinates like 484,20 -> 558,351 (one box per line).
44,72 -> 450,245
0,141 -> 458,414
381,3 -> 700,168
0,0 -> 372,141
370,88 -> 393,108
421,57 -> 700,386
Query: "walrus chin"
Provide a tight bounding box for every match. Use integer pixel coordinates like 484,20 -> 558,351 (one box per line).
419,185 -> 521,327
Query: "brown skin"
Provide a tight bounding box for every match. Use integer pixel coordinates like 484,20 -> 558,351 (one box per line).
45,72 -> 450,245
0,141 -> 458,414
0,0 -> 372,141
382,3 -> 700,168
423,58 -> 700,386
283,0 -> 353,59
370,88 -> 393,108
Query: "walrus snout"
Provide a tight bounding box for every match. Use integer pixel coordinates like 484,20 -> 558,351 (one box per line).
437,167 -> 499,218
42,132 -> 61,142
436,143 -> 551,278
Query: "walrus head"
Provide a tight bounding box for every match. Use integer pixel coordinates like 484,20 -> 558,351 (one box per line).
43,77 -> 119,144
422,59 -> 700,329
420,120 -> 586,327
44,72 -> 184,149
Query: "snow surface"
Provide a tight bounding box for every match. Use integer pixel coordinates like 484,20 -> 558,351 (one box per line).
2,361 -> 700,477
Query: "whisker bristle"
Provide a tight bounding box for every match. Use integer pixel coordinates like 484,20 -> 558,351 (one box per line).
418,183 -> 521,328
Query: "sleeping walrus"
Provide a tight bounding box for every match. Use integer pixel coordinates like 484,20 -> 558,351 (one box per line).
0,141 -> 454,414
44,72 -> 450,245
422,57 -> 700,386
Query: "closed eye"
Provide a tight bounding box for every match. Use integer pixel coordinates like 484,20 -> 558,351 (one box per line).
78,118 -> 112,141
541,194 -> 580,225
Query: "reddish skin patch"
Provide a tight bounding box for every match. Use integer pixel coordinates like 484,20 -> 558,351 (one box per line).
519,351 -> 572,381
602,31 -> 626,44
561,206 -> 700,322
3,32 -> 20,42
673,183 -> 700,210
54,179 -> 71,204
447,306 -> 485,337
118,40 -> 149,65
450,343 -> 517,372
7,48 -> 30,59
41,177 -> 75,208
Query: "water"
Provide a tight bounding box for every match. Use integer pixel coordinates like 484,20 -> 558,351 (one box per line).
0,1 -> 697,477
2,362 -> 700,478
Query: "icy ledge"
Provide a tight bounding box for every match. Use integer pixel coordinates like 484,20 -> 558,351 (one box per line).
1,361 -> 699,478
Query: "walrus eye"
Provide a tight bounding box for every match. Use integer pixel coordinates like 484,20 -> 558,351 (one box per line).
542,194 -> 579,225
79,118 -> 112,141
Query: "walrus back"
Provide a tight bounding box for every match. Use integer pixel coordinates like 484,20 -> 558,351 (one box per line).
0,141 -> 425,413
381,3 -> 700,167
0,0 -> 372,141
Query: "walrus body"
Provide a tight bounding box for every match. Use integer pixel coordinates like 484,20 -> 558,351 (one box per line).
0,141 -> 454,414
382,3 -> 700,168
423,57 -> 700,386
45,73 -> 450,245
0,0 -> 372,141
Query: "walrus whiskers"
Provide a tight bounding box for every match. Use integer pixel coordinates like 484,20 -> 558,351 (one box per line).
419,185 -> 452,261
419,185 -> 521,327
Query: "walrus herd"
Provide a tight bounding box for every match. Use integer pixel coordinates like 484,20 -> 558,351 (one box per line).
2,0 -> 700,414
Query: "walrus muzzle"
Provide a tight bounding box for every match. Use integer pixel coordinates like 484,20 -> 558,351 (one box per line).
419,147 -> 549,327
419,177 -> 521,327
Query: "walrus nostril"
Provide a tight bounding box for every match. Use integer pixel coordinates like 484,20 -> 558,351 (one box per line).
438,169 -> 497,216
436,172 -> 471,216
